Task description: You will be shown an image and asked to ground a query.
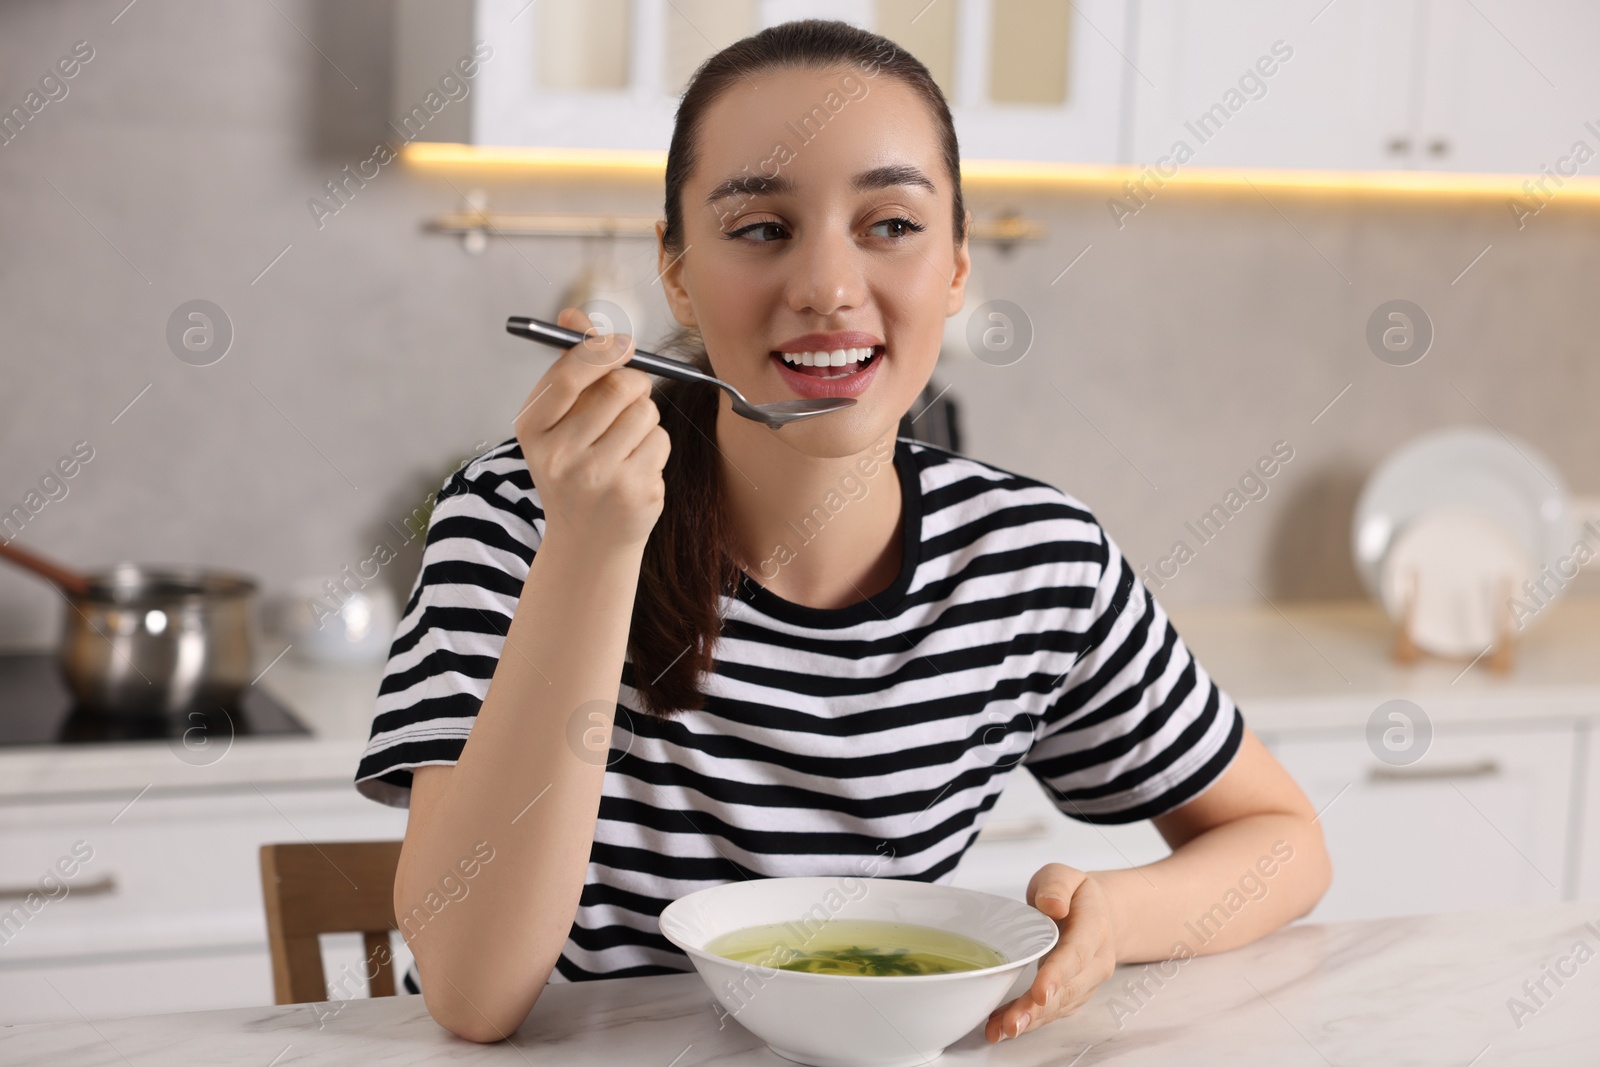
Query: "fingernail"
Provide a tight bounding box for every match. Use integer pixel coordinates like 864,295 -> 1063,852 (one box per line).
1043,982 -> 1058,1003
1015,1012 -> 1031,1036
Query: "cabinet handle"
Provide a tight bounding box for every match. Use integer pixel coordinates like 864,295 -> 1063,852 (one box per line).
1386,136 -> 1412,156
0,874 -> 117,901
1366,759 -> 1500,783
1427,138 -> 1451,157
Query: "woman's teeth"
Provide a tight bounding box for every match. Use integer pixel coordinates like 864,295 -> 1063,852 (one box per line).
776,346 -> 879,378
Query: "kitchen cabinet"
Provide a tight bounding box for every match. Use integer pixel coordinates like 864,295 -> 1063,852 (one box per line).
1130,0 -> 1600,176
397,0 -> 1600,176
394,0 -> 1134,163
1409,0 -> 1600,176
0,784 -> 409,1025
1127,0 -> 1414,172
1264,722 -> 1578,923
952,767 -> 1170,901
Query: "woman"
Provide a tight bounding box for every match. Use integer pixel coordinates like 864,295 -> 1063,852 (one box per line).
356,18 -> 1331,1047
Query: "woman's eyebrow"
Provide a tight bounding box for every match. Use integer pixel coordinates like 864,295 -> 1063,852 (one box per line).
703,163 -> 936,206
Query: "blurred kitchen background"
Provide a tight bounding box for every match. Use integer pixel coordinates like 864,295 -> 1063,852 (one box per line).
3,0 -> 1597,646
3,0 -> 1600,1027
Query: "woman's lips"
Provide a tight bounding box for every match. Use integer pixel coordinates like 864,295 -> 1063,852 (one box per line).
768,347 -> 883,399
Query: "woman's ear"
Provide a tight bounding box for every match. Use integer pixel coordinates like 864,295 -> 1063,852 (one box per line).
946,211 -> 973,315
657,219 -> 698,328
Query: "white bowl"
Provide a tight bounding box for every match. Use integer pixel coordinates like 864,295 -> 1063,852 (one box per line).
658,876 -> 1059,1067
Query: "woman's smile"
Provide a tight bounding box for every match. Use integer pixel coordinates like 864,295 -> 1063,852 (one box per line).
768,331 -> 886,398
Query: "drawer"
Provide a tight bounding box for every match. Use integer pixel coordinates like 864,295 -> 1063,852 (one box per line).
1270,722 -> 1579,922
0,783 -> 408,962
0,932 -> 415,1024
952,768 -> 1170,900
0,944 -> 273,1025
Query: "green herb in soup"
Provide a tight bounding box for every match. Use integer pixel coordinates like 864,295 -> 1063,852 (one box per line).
705,919 -> 1006,977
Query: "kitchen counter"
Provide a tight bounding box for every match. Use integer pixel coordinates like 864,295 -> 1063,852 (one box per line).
1168,596 -> 1600,731
4,897 -> 1597,1065
2,597 -> 1598,801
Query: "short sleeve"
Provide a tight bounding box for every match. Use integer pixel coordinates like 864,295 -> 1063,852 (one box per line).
354,439 -> 544,808
1022,515 -> 1244,824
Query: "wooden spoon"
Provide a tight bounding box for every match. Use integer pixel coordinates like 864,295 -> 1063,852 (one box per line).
0,540 -> 93,598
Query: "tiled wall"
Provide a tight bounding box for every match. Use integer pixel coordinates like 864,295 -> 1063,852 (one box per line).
2,0 -> 1596,647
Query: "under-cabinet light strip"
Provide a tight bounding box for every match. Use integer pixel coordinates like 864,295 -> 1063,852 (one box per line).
399,141 -> 1600,202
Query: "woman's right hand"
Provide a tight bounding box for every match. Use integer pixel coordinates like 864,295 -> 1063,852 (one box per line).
513,307 -> 671,553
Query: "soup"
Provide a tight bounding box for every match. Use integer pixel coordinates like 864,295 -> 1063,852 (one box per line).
705,918 -> 1006,977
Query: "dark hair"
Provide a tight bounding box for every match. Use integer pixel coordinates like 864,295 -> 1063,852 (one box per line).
628,18 -> 967,717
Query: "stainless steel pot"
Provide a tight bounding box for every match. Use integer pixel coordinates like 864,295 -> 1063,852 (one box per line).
58,562 -> 259,718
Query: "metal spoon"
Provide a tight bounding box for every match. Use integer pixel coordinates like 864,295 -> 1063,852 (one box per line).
506,316 -> 857,429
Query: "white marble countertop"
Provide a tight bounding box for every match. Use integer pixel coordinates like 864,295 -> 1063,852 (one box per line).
4,897 -> 1597,1065
3,597 -> 1598,801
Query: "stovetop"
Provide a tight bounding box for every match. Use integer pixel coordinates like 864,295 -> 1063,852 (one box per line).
0,651 -> 312,747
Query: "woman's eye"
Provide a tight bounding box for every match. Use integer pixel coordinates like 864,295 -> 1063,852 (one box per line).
726,217 -> 928,243
726,221 -> 787,242
870,217 -> 926,239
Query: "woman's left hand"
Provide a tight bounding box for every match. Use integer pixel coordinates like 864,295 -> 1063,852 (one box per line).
984,863 -> 1118,1043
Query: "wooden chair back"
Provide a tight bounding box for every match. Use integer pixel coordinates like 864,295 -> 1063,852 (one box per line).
259,840 -> 403,1005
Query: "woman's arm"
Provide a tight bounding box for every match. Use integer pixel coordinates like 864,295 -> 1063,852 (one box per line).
393,308 -> 669,1042
1096,726 -> 1332,959
986,727 -> 1332,1042
397,531 -> 646,1042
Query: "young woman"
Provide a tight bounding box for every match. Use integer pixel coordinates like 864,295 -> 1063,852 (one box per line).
357,18 -> 1330,1047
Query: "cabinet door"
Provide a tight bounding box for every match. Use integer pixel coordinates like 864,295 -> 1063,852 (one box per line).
0,946 -> 272,1026
0,785 -> 408,961
950,768 -> 1169,901
1413,0 -> 1600,175
0,783 -> 409,1023
947,0 -> 1132,163
1128,0 -> 1416,171
408,0 -> 1130,163
1271,723 -> 1577,923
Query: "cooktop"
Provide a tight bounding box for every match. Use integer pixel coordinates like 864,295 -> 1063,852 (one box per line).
0,651 -> 311,747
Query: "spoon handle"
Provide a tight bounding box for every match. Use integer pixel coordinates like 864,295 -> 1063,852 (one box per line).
506,316 -> 727,393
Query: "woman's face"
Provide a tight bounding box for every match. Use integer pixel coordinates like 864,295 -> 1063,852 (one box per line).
659,64 -> 971,458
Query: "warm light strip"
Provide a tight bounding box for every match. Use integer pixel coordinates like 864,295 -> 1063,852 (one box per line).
400,142 -> 1600,200
401,142 -> 669,176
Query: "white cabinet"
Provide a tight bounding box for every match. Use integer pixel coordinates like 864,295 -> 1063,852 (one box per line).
0,784 -> 409,1025
1410,0 -> 1600,175
946,0 -> 1133,163
1267,723 -> 1578,923
395,0 -> 1133,163
1129,0 -> 1415,171
1130,0 -> 1600,175
951,768 -> 1169,901
395,0 -> 1600,176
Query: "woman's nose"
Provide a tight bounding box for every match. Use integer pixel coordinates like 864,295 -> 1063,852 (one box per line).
788,232 -> 867,315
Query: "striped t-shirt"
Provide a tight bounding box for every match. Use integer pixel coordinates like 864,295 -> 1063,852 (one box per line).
355,434 -> 1244,987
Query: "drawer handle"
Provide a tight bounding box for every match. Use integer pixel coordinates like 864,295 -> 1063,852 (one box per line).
0,874 -> 117,901
1367,759 -> 1500,783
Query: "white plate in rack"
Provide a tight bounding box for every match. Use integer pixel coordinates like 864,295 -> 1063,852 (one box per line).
1352,426 -> 1576,653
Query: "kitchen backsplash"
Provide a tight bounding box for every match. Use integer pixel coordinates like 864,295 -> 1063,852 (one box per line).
1,0 -> 1596,648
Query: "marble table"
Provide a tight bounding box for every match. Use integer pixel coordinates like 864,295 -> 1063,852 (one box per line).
5,898 -> 1598,1066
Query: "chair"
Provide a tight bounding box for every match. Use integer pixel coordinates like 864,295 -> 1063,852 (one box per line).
259,840 -> 404,1004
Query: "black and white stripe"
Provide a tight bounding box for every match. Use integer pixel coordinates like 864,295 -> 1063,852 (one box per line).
357,435 -> 1243,984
